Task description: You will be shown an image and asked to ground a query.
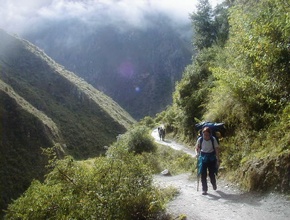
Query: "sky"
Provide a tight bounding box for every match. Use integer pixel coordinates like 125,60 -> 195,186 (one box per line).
0,0 -> 224,35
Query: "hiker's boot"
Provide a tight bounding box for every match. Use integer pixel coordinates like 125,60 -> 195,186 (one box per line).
202,191 -> 207,195
213,184 -> 217,190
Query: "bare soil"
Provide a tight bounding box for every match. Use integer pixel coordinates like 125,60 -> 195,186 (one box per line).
152,129 -> 290,220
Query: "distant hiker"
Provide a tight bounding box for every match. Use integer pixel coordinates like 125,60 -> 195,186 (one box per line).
158,126 -> 166,141
196,127 -> 220,195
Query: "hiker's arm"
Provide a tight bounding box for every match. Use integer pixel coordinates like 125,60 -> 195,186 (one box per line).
195,145 -> 200,153
195,147 -> 200,157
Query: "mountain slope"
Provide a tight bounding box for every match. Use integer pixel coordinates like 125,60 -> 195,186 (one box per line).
0,29 -> 136,159
0,79 -> 63,215
24,13 -> 193,119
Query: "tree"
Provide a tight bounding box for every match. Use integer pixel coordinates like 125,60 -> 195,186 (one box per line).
172,47 -> 219,140
212,2 -> 231,47
164,1 -> 232,140
191,0 -> 215,51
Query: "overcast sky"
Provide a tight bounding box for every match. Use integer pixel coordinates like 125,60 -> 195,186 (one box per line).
0,0 -> 224,35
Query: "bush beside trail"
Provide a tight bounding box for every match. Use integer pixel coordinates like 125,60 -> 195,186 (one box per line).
5,125 -> 196,219
5,150 -> 164,219
4,127 -> 165,220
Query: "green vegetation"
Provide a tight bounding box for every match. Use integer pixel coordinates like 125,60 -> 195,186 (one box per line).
5,126 -> 194,219
5,152 -> 162,219
113,125 -> 195,175
0,85 -> 59,216
159,0 -> 290,192
152,145 -> 196,175
116,126 -> 157,154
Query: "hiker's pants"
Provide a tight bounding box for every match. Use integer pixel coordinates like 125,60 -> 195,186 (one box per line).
200,153 -> 217,192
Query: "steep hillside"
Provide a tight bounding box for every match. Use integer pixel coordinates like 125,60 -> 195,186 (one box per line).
0,79 -> 62,215
0,29 -> 136,159
24,14 -> 193,119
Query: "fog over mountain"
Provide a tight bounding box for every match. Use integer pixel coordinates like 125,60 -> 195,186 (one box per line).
1,0 -> 222,33
1,0 -> 223,119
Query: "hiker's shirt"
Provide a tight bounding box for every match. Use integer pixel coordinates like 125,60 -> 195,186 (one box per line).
196,137 -> 219,162
196,137 -> 219,153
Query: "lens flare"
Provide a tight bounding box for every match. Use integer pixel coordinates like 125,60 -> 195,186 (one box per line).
118,60 -> 135,78
135,86 -> 140,92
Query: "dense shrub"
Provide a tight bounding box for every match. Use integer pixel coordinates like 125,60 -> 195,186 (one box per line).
138,116 -> 155,129
5,146 -> 166,219
116,126 -> 157,154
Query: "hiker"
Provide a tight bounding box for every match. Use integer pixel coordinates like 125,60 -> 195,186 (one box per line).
158,126 -> 165,141
196,126 -> 220,195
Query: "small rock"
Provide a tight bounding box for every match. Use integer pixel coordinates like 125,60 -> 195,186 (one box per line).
161,169 -> 171,176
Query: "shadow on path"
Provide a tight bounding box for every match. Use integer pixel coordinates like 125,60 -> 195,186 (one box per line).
204,190 -> 262,206
162,140 -> 172,144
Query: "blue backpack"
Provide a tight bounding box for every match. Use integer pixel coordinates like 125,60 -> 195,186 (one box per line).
195,121 -> 225,145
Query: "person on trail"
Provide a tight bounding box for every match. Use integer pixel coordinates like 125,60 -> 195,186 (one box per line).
158,126 -> 166,141
195,127 -> 220,195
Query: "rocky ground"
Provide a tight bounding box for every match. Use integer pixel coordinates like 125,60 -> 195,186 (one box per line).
151,129 -> 290,220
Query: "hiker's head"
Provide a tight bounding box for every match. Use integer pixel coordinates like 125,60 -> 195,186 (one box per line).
202,127 -> 211,140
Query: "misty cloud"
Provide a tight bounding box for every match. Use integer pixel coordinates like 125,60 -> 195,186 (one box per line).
0,0 -> 223,35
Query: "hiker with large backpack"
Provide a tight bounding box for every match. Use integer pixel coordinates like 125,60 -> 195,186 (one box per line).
195,126 -> 220,195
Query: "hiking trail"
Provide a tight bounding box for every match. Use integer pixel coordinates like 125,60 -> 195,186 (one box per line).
151,128 -> 290,220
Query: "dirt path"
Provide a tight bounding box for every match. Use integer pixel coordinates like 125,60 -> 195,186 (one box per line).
151,129 -> 290,220
151,128 -> 196,157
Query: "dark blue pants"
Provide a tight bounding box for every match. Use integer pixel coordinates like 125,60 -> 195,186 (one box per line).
200,154 -> 217,192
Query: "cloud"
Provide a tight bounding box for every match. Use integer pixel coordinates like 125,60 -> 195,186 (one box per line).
0,0 -> 224,35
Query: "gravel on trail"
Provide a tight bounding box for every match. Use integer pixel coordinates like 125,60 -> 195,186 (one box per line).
152,128 -> 290,220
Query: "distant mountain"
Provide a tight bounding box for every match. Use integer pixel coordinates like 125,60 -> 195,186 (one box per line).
24,13 -> 193,119
0,29 -> 135,213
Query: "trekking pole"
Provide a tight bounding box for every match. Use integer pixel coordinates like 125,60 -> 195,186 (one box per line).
196,154 -> 200,191
197,174 -> 199,191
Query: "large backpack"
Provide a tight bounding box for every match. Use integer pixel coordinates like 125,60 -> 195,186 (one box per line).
195,121 -> 225,144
